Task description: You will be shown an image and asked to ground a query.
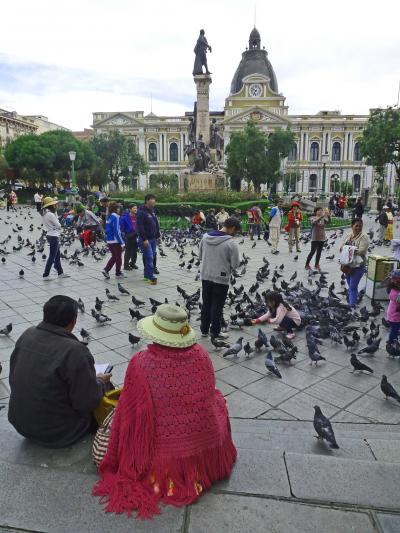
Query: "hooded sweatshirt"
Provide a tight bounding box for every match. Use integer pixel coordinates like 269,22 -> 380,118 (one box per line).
199,230 -> 240,285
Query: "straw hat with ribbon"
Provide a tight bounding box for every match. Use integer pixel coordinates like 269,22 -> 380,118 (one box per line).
137,304 -> 196,348
42,196 -> 59,209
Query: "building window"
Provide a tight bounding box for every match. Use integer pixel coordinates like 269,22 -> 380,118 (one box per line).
332,142 -> 341,161
169,142 -> 178,162
353,174 -> 361,193
310,142 -> 319,161
309,174 -> 317,192
353,142 -> 362,161
148,143 -> 157,162
288,144 -> 297,161
330,174 -> 340,193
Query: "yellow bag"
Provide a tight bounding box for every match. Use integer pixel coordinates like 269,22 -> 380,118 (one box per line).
94,388 -> 122,425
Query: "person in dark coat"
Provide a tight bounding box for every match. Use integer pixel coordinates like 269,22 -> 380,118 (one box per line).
205,208 -> 217,229
354,198 -> 364,219
120,203 -> 139,270
136,194 -> 160,285
8,295 -> 111,448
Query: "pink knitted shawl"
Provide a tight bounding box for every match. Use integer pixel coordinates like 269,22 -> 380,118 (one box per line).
93,343 -> 237,519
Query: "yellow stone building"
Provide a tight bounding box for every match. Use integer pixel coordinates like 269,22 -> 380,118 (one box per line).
91,27 -> 395,195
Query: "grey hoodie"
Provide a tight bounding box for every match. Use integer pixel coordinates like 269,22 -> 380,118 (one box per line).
199,232 -> 241,285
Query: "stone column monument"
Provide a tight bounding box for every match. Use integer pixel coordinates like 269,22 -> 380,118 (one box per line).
193,74 -> 212,145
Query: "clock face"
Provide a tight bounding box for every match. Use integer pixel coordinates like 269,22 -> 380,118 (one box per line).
249,83 -> 262,97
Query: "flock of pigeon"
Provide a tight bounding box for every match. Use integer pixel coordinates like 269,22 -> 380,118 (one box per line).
1,205 -> 400,449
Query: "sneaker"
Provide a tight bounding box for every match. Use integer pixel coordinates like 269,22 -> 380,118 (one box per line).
305,265 -> 311,270
286,332 -> 295,340
102,270 -> 110,280
214,332 -> 229,339
124,266 -> 132,271
296,249 -> 301,252
201,332 -> 209,338
58,273 -> 70,279
115,272 -> 125,277
131,264 -> 139,270
42,276 -> 52,281
148,278 -> 157,285
154,267 -> 160,275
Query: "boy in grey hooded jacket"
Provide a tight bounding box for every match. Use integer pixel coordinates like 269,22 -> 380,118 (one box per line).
199,217 -> 241,338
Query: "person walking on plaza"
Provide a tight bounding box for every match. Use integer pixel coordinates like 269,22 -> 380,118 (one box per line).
215,207 -> 229,229
199,217 -> 241,339
338,194 -> 346,218
340,218 -> 370,308
102,201 -> 125,279
136,194 -> 160,285
286,201 -> 302,253
120,204 -> 139,270
205,208 -> 217,229
8,295 -> 110,448
41,197 -> 69,280
385,206 -> 394,242
376,206 -> 389,243
386,270 -> 400,345
305,207 -> 331,271
96,196 -> 109,228
249,204 -> 263,240
269,198 -> 284,254
34,191 -> 43,213
354,197 -> 364,219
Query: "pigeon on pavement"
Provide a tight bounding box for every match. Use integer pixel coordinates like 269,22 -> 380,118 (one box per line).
313,405 -> 339,449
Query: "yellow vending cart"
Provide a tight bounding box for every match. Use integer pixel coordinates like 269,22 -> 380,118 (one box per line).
366,255 -> 399,301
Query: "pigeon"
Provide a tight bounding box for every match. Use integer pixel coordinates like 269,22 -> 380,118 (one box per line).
309,351 -> 326,366
244,341 -> 254,359
313,406 -> 339,449
77,298 -> 85,313
117,283 -> 130,295
80,328 -> 91,343
128,333 -> 141,346
18,269 -> 24,277
381,375 -> 400,403
131,295 -> 145,307
105,288 -> 119,301
264,351 -> 282,378
91,309 -> 111,323
223,337 -> 243,358
0,323 -> 12,335
211,336 -> 230,351
357,339 -> 381,356
350,354 -> 373,373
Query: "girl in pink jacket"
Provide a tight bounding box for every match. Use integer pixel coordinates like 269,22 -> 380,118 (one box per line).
252,291 -> 301,340
386,270 -> 400,344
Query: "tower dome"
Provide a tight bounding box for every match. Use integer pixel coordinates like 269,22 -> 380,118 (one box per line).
230,28 -> 278,95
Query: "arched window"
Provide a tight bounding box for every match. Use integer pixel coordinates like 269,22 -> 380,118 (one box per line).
148,143 -> 157,162
353,142 -> 362,161
332,142 -> 341,161
310,142 -> 319,161
169,142 -> 178,162
353,174 -> 361,193
309,174 -> 317,192
288,144 -> 297,161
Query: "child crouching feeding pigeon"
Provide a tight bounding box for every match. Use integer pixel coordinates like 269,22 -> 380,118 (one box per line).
251,291 -> 301,340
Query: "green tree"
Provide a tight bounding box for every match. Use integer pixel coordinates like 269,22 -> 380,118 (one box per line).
0,154 -> 9,181
361,107 -> 400,180
90,130 -> 148,189
149,172 -> 178,191
225,121 -> 295,192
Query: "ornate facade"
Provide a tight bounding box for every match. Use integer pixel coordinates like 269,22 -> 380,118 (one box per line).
91,27 -> 395,195
0,109 -> 38,150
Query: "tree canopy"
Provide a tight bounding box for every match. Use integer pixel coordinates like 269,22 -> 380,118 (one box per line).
225,121 -> 295,192
361,107 -> 400,180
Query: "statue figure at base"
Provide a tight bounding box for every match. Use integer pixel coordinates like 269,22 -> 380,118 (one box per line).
193,29 -> 212,75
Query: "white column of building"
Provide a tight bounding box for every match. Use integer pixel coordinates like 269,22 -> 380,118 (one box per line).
138,129 -> 146,189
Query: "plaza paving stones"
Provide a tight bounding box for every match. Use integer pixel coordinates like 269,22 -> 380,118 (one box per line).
1,206 -> 400,531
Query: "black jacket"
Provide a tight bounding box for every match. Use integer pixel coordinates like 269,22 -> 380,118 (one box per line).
8,322 -> 104,448
354,202 -> 364,217
376,211 -> 388,227
136,204 -> 160,241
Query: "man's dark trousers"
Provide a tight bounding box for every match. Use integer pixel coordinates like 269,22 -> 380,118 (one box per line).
200,280 -> 229,337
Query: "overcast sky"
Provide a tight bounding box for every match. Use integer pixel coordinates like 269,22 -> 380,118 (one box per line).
1,0 -> 399,130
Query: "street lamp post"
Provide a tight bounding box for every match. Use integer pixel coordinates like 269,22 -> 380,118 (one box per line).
68,151 -> 77,192
320,153 -> 329,199
128,165 -> 133,190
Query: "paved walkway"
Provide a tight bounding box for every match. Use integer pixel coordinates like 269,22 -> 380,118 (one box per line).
0,205 -> 399,532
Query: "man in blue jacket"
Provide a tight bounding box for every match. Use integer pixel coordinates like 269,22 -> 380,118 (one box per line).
120,204 -> 138,270
136,194 -> 160,285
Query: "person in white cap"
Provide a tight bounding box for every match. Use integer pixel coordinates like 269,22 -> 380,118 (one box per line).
41,197 -> 69,280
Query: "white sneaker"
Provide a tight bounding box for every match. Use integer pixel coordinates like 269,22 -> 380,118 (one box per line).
42,276 -> 52,281
102,270 -> 110,280
215,332 -> 229,339
58,273 -> 70,279
201,332 -> 209,337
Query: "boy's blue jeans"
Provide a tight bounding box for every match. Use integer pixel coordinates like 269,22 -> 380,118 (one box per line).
139,238 -> 157,280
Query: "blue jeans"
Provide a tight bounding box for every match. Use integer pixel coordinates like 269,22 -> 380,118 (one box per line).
43,236 -> 63,277
346,266 -> 365,307
139,238 -> 157,280
389,322 -> 400,343
280,316 -> 297,333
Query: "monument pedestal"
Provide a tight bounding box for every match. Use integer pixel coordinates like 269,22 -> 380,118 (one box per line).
193,74 -> 212,145
180,172 -> 225,192
369,194 -> 380,214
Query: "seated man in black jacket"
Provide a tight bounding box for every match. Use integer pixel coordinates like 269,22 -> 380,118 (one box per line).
8,295 -> 111,448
